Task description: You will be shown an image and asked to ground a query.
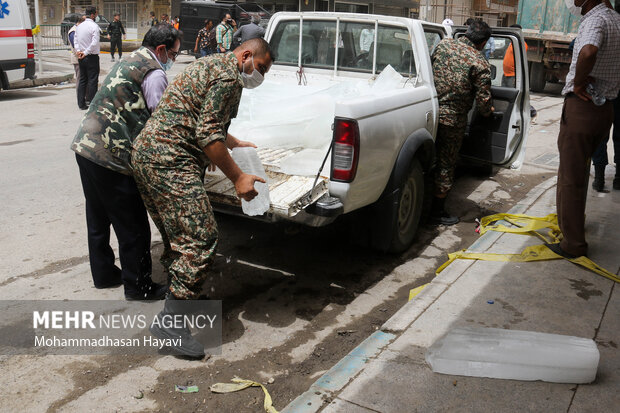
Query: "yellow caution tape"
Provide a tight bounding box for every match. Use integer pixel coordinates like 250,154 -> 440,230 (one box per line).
437,214 -> 620,284
210,377 -> 278,413
408,283 -> 428,301
478,212 -> 561,243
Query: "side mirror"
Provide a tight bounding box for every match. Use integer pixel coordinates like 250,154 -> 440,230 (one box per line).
490,65 -> 497,80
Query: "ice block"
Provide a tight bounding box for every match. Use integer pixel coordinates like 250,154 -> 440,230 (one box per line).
231,147 -> 270,216
425,327 -> 599,383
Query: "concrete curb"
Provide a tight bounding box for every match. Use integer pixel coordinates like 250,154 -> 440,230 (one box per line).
9,73 -> 74,89
282,176 -> 558,413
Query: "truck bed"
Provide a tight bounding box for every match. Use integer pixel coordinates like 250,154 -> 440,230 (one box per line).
204,147 -> 329,219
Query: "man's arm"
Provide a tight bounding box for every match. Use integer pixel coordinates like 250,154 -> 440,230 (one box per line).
573,17 -> 605,101
233,27 -> 242,42
194,30 -> 201,52
196,79 -> 263,200
573,45 -> 598,101
473,62 -> 493,117
142,69 -> 168,112
216,25 -> 224,50
225,133 -> 256,149
203,141 -> 264,201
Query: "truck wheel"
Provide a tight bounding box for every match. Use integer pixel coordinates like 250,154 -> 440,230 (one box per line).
530,62 -> 546,93
388,158 -> 424,253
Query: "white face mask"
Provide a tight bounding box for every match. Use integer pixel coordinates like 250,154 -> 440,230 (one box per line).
564,0 -> 592,17
241,55 -> 264,89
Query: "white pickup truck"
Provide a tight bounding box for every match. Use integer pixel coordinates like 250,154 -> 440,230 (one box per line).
204,12 -> 531,252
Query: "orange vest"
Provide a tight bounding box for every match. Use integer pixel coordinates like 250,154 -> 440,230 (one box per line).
503,42 -> 528,77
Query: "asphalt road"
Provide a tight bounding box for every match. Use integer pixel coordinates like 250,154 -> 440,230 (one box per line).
0,53 -> 568,412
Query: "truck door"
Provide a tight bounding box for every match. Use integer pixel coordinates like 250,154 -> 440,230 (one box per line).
453,28 -> 531,169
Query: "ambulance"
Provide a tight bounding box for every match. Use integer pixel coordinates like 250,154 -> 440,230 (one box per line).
0,0 -> 35,90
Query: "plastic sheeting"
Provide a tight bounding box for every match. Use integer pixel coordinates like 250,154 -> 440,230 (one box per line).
228,65 -> 405,176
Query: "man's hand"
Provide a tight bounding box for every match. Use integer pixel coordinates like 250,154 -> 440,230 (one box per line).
220,46 -> 225,53
107,34 -> 111,40
77,51 -> 85,59
573,83 -> 592,102
225,133 -> 257,150
234,173 -> 265,201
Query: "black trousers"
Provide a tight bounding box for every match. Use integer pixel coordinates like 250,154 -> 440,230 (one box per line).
77,54 -> 99,108
110,37 -> 122,58
76,154 -> 152,293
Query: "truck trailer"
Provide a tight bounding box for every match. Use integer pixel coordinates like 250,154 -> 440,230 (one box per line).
518,0 -> 617,92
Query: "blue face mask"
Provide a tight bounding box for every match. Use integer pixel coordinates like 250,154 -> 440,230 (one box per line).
157,48 -> 174,71
161,58 -> 174,72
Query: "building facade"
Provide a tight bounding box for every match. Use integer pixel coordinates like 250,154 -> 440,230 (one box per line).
27,0 -> 517,42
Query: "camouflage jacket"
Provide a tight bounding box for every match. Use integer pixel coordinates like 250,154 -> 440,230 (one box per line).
71,47 -> 162,175
132,52 -> 243,170
432,37 -> 493,128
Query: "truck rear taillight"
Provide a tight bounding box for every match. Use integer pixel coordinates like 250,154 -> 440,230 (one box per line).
331,118 -> 360,182
26,29 -> 34,59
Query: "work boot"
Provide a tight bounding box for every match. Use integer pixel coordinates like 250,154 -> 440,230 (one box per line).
430,196 -> 459,226
149,294 -> 205,358
614,167 -> 620,190
591,165 -> 606,192
125,280 -> 168,301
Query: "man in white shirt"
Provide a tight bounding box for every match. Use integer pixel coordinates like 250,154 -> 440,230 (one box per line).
75,6 -> 101,110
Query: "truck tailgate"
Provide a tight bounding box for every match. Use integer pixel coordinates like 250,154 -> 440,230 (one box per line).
204,147 -> 329,218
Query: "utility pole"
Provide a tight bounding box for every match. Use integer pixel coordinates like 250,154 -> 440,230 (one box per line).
34,0 -> 42,75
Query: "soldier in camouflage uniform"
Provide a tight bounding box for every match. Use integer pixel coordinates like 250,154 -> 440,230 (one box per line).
133,38 -> 273,358
430,19 -> 494,225
71,24 -> 181,300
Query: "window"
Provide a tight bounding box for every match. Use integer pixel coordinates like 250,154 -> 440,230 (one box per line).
271,20 -> 337,67
375,25 -> 414,75
334,3 -> 369,13
270,19 -> 416,76
488,36 -> 518,87
422,29 -> 442,55
103,1 -> 137,30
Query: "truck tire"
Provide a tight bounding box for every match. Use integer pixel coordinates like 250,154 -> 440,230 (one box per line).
387,158 -> 424,253
530,62 -> 546,93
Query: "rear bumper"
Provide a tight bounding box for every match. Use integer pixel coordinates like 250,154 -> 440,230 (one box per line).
0,58 -> 35,80
212,194 -> 344,227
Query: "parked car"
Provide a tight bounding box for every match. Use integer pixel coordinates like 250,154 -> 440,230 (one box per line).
0,0 -> 35,91
60,12 -> 110,45
203,12 -> 532,253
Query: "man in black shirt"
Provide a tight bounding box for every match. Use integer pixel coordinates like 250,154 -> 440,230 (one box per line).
108,12 -> 126,62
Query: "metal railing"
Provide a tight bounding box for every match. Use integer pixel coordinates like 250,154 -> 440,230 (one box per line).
37,24 -> 70,51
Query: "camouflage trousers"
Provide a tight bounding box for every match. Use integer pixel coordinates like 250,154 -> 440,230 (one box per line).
132,160 -> 217,299
433,123 -> 466,197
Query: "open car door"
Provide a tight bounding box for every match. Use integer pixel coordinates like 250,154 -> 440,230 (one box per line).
453,27 -> 531,169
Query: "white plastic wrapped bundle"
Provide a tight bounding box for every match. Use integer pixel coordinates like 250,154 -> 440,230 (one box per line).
229,66 -> 405,176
